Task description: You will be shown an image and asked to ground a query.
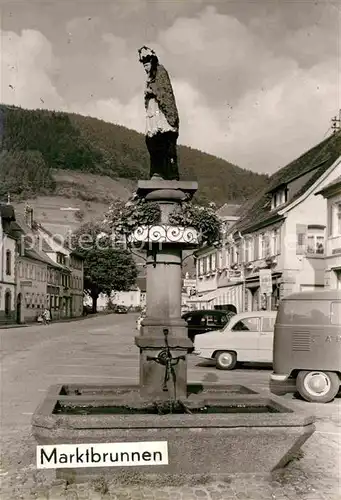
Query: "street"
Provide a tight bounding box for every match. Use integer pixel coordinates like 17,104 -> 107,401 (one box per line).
0,313 -> 340,499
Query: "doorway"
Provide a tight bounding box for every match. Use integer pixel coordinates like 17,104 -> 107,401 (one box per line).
5,291 -> 11,317
16,293 -> 22,324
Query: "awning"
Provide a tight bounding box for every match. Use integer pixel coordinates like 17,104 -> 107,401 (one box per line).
188,284 -> 242,304
187,288 -> 221,303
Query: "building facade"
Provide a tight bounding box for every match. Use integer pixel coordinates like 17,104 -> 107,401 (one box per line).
109,277 -> 147,310
17,252 -> 48,323
189,204 -> 241,310
36,223 -> 83,319
315,176 -> 341,289
11,210 -> 68,323
0,205 -> 17,324
191,131 -> 341,312
0,205 -> 84,324
69,253 -> 84,317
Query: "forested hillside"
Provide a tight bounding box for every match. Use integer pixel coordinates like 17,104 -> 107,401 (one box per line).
0,104 -> 269,205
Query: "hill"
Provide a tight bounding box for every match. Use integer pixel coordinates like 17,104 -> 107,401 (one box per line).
0,104 -> 269,206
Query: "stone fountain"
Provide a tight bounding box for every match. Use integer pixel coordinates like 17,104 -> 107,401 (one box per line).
31,47 -> 315,485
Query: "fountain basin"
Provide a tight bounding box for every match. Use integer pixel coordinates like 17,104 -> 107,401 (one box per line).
32,383 -> 315,483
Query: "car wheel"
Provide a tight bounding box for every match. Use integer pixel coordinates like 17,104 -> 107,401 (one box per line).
296,370 -> 340,403
215,351 -> 237,370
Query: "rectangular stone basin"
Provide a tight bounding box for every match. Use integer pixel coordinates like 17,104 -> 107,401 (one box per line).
32,383 -> 315,484
59,382 -> 259,396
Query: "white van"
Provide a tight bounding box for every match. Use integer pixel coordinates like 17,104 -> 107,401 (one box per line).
194,311 -> 277,370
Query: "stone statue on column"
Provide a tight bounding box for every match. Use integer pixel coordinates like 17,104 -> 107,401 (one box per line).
138,46 -> 180,181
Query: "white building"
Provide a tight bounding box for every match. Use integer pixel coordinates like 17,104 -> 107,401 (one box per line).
191,131 -> 341,312
0,204 -> 17,324
112,277 -> 147,309
88,277 -> 147,311
315,175 -> 341,289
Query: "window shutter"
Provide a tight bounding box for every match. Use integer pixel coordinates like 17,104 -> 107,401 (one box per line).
277,227 -> 282,253
265,233 -> 271,255
254,235 -> 259,260
296,224 -> 307,255
212,252 -> 216,270
328,203 -> 333,237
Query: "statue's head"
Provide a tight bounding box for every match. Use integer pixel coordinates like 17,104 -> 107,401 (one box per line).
138,46 -> 158,74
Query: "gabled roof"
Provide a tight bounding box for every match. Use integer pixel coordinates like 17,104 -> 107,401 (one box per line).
36,223 -> 83,259
23,243 -> 70,272
216,203 -> 241,218
233,130 -> 341,234
14,213 -> 55,254
36,224 -> 68,253
315,175 -> 341,197
14,213 -> 68,271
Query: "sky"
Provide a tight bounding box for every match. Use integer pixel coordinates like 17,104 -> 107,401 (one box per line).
0,0 -> 340,174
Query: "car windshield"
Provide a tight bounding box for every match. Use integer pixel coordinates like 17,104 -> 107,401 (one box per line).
210,313 -> 234,330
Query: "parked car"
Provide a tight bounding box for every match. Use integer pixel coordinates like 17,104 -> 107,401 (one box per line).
270,289 -> 341,403
194,311 -> 277,370
115,305 -> 128,314
182,309 -> 235,343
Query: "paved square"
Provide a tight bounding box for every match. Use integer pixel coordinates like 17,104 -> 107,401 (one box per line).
0,314 -> 340,499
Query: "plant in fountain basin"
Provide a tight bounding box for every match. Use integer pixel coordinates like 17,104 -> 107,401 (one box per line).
168,200 -> 222,246
105,195 -> 223,247
104,195 -> 161,239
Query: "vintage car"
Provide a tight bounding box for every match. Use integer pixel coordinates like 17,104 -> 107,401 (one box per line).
194,310 -> 277,370
182,309 -> 235,343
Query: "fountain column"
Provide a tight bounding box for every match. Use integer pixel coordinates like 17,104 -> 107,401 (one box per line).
134,179 -> 198,401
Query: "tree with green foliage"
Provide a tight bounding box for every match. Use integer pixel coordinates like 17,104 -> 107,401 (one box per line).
70,221 -> 138,313
0,149 -> 56,200
0,104 -> 269,206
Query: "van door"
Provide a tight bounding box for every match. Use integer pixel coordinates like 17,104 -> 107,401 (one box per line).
228,316 -> 261,362
259,316 -> 276,362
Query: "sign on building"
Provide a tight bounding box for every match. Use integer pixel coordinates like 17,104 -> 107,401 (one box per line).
259,269 -> 272,295
183,279 -> 196,297
183,279 -> 196,288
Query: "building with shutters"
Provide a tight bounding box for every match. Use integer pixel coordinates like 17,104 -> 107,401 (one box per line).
35,223 -> 84,319
223,130 -> 341,311
191,131 -> 341,312
10,209 -> 73,323
0,204 -> 84,324
315,176 -> 341,289
188,204 -> 241,310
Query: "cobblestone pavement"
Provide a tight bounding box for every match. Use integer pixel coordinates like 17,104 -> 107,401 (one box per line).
0,315 -> 340,499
